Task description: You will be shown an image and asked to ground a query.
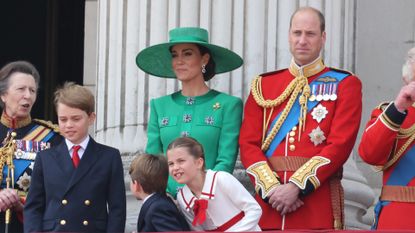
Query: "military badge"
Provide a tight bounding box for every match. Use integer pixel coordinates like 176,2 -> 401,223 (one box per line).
40,141 -> 50,150
330,83 -> 338,101
15,149 -> 24,159
309,85 -> 317,101
311,104 -> 328,123
16,172 -> 31,191
316,76 -> 337,82
316,84 -> 323,101
322,84 -> 334,101
309,126 -> 326,146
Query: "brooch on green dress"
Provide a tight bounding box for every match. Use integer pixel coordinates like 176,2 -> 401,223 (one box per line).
213,102 -> 220,110
205,116 -> 214,125
186,97 -> 195,105
161,117 -> 169,126
183,114 -> 192,123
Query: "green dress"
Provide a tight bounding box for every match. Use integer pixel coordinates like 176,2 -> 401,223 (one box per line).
145,89 -> 243,196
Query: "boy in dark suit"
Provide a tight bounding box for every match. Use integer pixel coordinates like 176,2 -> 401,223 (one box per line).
129,153 -> 189,232
24,82 -> 126,233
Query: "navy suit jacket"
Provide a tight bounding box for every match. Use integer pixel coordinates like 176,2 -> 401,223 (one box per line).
24,138 -> 126,233
137,193 -> 190,232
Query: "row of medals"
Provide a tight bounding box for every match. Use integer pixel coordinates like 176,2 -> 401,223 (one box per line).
309,83 -> 337,102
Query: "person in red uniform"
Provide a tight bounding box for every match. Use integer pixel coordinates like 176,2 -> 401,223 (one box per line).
359,47 -> 415,230
239,6 -> 362,230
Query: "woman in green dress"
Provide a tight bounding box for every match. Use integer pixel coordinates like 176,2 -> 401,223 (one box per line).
136,27 -> 243,196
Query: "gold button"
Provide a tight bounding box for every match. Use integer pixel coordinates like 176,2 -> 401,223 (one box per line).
84,200 -> 91,206
288,137 -> 295,143
289,131 -> 296,137
289,145 -> 295,151
62,199 -> 68,205
60,220 -> 66,225
83,220 -> 89,226
292,126 -> 297,131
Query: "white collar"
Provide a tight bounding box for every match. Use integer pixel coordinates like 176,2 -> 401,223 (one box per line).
65,135 -> 90,151
142,193 -> 155,204
179,170 -> 219,211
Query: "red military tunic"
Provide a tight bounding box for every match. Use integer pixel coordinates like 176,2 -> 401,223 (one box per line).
239,58 -> 362,230
359,102 -> 415,230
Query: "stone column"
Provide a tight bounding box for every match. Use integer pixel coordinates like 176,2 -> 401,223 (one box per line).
343,155 -> 375,229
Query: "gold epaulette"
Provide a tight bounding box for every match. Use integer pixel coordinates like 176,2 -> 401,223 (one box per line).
33,119 -> 60,133
376,101 -> 391,111
246,161 -> 280,199
289,156 -> 330,190
329,67 -> 354,76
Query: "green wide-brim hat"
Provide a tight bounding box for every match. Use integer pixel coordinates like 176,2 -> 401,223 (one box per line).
135,27 -> 243,78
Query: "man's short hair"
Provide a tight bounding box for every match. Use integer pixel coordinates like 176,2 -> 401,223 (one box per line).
54,82 -> 95,115
289,6 -> 326,33
129,153 -> 168,194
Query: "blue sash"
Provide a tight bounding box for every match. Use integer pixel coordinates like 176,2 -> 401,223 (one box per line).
1,125 -> 56,188
1,160 -> 31,187
372,144 -> 415,229
265,70 -> 350,157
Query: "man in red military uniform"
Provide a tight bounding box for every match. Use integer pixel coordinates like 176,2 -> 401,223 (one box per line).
359,47 -> 415,230
239,7 -> 362,230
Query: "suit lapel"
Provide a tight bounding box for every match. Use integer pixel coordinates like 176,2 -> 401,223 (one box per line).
53,141 -> 75,177
64,138 -> 100,194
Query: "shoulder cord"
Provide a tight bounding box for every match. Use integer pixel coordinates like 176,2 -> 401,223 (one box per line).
251,75 -> 310,151
381,124 -> 415,170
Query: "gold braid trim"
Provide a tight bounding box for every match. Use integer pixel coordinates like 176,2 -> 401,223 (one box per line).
376,103 -> 415,170
397,123 -> 415,138
289,156 -> 330,190
252,76 -> 298,144
380,112 -> 401,131
250,58 -> 325,151
246,161 -> 280,199
251,76 -> 298,108
379,130 -> 415,171
33,119 -> 60,133
255,76 -> 309,151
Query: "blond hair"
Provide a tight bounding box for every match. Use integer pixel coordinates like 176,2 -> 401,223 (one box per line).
54,82 -> 94,114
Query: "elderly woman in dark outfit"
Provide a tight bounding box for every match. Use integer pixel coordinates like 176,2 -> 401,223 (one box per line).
0,61 -> 62,233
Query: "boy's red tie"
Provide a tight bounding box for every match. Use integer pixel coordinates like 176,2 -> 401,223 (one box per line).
72,145 -> 81,168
